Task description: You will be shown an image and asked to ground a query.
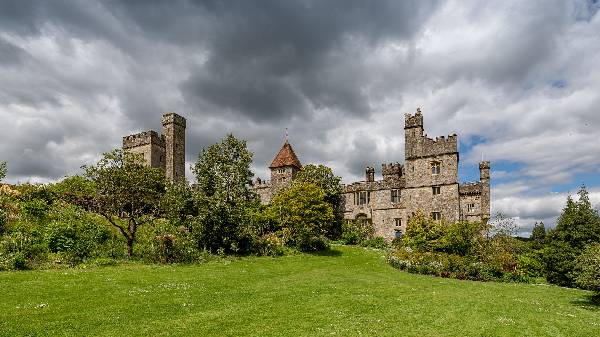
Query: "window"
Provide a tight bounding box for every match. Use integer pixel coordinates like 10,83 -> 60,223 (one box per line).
431,161 -> 441,175
277,168 -> 286,174
431,212 -> 441,221
394,229 -> 403,239
354,191 -> 370,205
390,189 -> 400,202
467,203 -> 475,213
432,186 -> 441,195
394,218 -> 402,227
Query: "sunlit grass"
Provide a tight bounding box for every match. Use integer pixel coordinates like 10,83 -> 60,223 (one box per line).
1,245 -> 598,336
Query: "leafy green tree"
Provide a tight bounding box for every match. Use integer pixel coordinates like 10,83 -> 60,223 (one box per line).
543,186 -> 600,287
191,134 -> 256,253
192,134 -> 254,203
574,243 -> 600,302
294,164 -> 343,238
530,221 -> 546,250
0,161 -> 6,181
83,149 -> 166,257
268,182 -> 334,251
402,211 -> 447,252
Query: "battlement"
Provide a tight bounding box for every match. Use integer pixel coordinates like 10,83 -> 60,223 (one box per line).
404,108 -> 424,129
123,130 -> 165,149
254,177 -> 271,187
479,161 -> 490,170
459,181 -> 482,195
382,162 -> 402,178
161,112 -> 186,128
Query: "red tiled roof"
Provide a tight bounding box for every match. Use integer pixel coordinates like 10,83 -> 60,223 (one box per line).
269,140 -> 301,169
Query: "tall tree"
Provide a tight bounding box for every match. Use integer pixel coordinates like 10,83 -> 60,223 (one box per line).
294,164 -> 343,238
268,182 -> 334,251
543,186 -> 600,286
84,149 -> 166,257
191,134 -> 255,253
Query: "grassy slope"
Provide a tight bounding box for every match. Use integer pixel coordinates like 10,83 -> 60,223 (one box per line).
0,245 -> 598,337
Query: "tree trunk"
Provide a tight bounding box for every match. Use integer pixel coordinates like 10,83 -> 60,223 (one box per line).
126,237 -> 134,257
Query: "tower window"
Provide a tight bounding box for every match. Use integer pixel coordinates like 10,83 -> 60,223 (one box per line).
467,203 -> 475,213
431,162 -> 441,175
431,212 -> 441,221
394,218 -> 402,227
277,168 -> 285,174
390,189 -> 400,202
432,186 -> 441,195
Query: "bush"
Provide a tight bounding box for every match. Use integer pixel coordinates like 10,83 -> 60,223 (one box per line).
137,220 -> 203,263
360,237 -> 388,249
341,219 -> 374,245
403,211 -> 447,252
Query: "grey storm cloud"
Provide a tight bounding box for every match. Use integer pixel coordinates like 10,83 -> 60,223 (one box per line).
1,0 -> 600,231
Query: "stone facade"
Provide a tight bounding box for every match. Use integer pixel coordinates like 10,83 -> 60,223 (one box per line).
122,112 -> 186,183
342,108 -> 491,240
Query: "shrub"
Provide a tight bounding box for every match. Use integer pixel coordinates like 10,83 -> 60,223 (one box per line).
403,211 -> 447,252
360,237 -> 388,249
341,219 -> 374,245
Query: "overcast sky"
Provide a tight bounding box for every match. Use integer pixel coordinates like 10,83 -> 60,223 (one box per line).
1,0 -> 599,234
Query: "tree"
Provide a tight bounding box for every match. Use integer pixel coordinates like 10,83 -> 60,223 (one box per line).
530,221 -> 546,250
268,182 -> 334,251
83,149 -> 166,257
191,134 -> 256,253
192,134 -> 254,204
0,161 -> 6,181
574,243 -> 600,302
294,164 -> 343,238
543,186 -> 600,287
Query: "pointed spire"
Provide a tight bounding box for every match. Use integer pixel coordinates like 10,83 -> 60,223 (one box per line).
269,140 -> 302,169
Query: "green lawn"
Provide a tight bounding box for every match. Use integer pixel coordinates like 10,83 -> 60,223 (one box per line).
1,245 -> 598,337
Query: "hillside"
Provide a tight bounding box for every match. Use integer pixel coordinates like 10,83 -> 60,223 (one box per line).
1,245 -> 598,336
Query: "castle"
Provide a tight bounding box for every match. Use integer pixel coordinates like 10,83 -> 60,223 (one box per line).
123,109 -> 490,240
122,112 -> 186,183
253,108 -> 491,240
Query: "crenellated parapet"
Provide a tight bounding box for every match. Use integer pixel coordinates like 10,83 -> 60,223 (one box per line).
413,133 -> 458,159
382,162 -> 403,179
459,181 -> 482,195
162,112 -> 187,128
123,130 -> 165,149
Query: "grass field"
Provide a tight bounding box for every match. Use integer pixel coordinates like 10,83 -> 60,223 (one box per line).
1,245 -> 598,336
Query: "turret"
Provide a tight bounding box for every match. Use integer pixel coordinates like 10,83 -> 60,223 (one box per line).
162,112 -> 186,183
382,163 -> 402,180
479,161 -> 491,221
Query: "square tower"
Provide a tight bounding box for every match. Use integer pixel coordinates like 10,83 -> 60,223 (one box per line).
269,140 -> 302,192
161,113 -> 186,183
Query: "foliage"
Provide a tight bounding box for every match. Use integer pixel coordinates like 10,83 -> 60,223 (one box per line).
136,219 -> 207,263
340,219 -> 374,245
360,236 -> 388,249
190,134 -> 257,254
0,161 -> 6,181
294,164 -> 343,238
440,220 -> 485,256
530,221 -> 546,249
83,149 -> 166,257
192,134 -> 254,203
543,186 -> 600,287
402,211 -> 447,252
268,182 -> 334,251
574,243 -> 600,301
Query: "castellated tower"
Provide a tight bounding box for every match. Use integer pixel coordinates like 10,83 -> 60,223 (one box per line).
403,108 -> 460,223
122,112 -> 186,183
162,113 -> 186,183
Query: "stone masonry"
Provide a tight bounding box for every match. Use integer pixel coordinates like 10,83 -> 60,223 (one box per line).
123,112 -> 186,183
253,108 -> 491,241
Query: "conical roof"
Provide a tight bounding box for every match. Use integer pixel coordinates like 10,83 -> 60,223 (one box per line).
269,140 -> 302,169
